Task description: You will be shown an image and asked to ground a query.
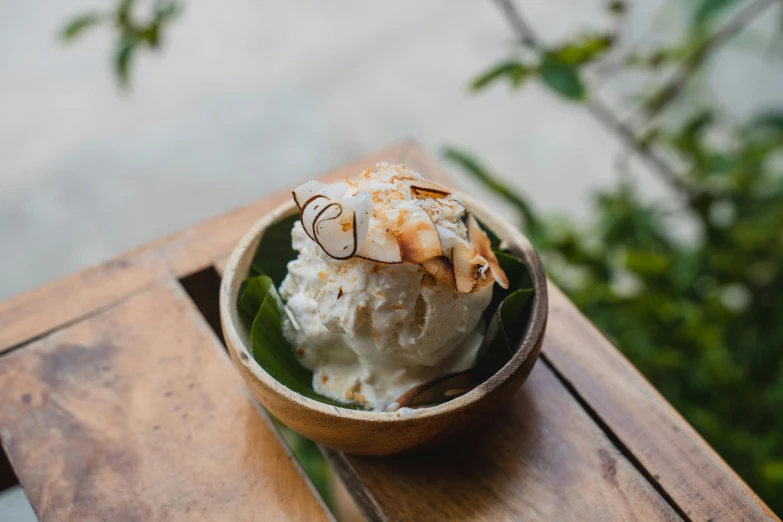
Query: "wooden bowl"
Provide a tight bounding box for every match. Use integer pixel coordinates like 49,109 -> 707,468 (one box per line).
219,191 -> 548,455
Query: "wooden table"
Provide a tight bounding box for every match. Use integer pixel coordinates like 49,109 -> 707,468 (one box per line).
0,143 -> 777,522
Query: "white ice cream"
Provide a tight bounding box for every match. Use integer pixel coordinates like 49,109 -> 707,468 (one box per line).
279,163 -> 494,410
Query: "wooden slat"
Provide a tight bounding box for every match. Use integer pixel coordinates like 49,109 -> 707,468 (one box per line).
0,141 -> 446,355
326,362 -> 681,522
543,284 -> 778,522
0,282 -> 331,521
213,255 -> 230,279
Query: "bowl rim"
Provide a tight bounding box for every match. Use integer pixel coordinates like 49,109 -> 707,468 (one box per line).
219,189 -> 548,422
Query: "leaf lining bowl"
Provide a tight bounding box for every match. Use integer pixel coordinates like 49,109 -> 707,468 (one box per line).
219,190 -> 548,455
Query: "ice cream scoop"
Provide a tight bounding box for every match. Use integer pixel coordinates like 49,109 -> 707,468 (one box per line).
279,163 -> 508,410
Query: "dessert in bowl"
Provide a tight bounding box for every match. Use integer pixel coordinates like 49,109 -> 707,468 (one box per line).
220,163 -> 547,455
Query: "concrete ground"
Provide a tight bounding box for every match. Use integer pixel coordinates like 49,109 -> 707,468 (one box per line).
1,1 -> 780,520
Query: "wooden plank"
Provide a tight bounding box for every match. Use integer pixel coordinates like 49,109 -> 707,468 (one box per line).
213,255 -> 230,278
0,141 -> 446,355
0,282 -> 331,521
326,362 -> 682,522
543,284 -> 778,522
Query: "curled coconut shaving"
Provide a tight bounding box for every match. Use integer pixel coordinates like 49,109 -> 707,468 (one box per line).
292,177 -> 507,294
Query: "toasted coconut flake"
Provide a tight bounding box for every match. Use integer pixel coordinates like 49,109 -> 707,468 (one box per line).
349,192 -> 372,252
409,180 -> 451,199
472,269 -> 496,292
312,202 -> 358,260
300,195 -> 329,240
421,256 -> 455,288
298,185 -> 371,260
356,229 -> 402,264
293,180 -> 327,209
466,214 -> 509,289
435,225 -> 462,257
397,210 -> 443,264
452,242 -> 478,294
292,178 -> 508,295
321,181 -> 349,200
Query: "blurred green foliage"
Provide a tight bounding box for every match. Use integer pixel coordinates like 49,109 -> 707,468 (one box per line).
61,0 -> 181,88
450,0 -> 783,513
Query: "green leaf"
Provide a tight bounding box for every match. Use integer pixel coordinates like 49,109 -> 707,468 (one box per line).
117,0 -> 135,27
748,111 -> 783,136
238,276 -> 269,326
471,61 -> 531,91
251,214 -> 299,287
693,0 -> 741,28
476,288 -> 535,379
240,222 -> 365,409
539,56 -> 586,101
61,13 -> 102,41
624,249 -> 671,276
477,250 -> 535,378
240,274 -> 355,408
551,34 -> 614,66
248,277 -> 313,392
138,23 -> 161,47
495,250 -> 533,291
115,37 -> 136,88
607,0 -> 627,15
155,0 -> 182,21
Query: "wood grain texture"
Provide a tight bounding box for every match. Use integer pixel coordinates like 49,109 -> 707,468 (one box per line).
0,282 -> 331,522
0,141 -> 444,355
543,284 -> 779,522
327,362 -> 682,522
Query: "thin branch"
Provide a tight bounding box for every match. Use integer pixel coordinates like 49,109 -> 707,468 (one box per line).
586,100 -> 695,197
491,0 -> 540,49
631,0 -> 777,125
490,0 -> 698,200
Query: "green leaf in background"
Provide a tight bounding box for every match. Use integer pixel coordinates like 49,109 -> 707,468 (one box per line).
539,56 -> 586,101
251,214 -> 299,287
155,0 -> 182,21
61,13 -> 101,41
550,34 -> 614,66
139,24 -> 161,48
624,249 -> 671,276
117,0 -> 135,27
693,0 -> 742,28
608,0 -> 627,16
61,0 -> 184,88
471,61 -> 531,91
115,38 -> 135,88
747,111 -> 783,138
